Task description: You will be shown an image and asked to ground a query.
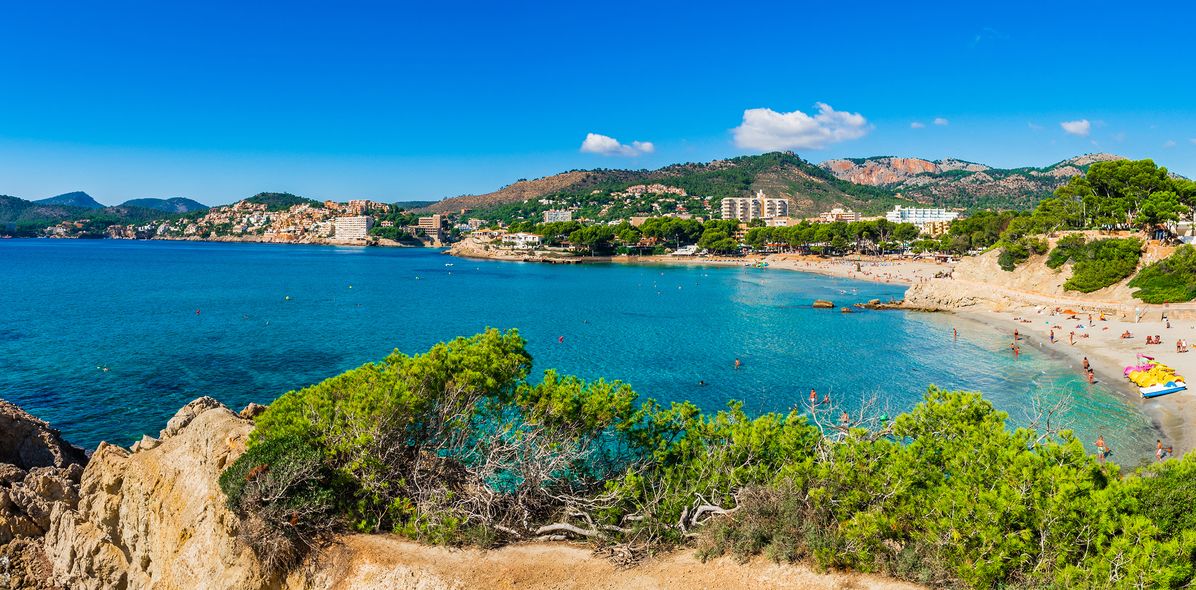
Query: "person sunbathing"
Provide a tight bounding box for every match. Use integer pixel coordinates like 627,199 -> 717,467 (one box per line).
1121,330 -> 1133,339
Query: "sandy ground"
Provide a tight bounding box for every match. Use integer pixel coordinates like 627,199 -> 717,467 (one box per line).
303,535 -> 926,590
958,305 -> 1196,458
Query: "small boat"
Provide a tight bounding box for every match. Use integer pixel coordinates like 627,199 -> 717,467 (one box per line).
1142,381 -> 1187,398
445,263 -> 454,267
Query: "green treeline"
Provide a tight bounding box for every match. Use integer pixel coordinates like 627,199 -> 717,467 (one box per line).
999,159 -> 1195,240
222,330 -> 1196,588
986,159 -> 1196,300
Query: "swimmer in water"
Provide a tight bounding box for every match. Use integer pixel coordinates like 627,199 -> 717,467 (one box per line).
809,388 -> 817,405
698,380 -> 706,386
734,358 -> 741,370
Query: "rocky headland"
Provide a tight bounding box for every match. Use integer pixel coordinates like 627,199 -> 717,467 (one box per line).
0,398 -> 921,590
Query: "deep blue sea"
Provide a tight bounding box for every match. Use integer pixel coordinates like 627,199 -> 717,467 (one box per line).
0,240 -> 1157,463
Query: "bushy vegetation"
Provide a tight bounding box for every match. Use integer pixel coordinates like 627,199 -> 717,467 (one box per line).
999,159 -> 1195,240
244,192 -> 323,212
1061,238 -> 1142,293
997,236 -> 1048,271
225,330 -> 1196,587
1045,234 -> 1088,269
745,219 -> 920,255
1129,245 -> 1196,303
938,210 -> 1021,254
502,217 -> 922,257
698,389 -> 1196,588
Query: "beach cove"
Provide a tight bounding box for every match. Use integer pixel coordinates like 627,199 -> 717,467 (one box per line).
0,239 -> 1160,464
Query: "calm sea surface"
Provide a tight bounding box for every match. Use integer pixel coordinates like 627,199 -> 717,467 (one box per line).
0,240 -> 1156,463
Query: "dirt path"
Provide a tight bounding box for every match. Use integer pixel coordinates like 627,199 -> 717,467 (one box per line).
301,535 -> 926,590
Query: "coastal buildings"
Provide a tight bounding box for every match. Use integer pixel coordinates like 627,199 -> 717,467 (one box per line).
334,216 -> 374,240
501,232 -> 541,249
721,191 -> 789,222
884,205 -> 959,227
543,209 -> 574,223
818,208 -> 861,223
417,214 -> 449,246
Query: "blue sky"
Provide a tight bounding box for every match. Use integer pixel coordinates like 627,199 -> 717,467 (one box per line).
1,0 -> 1194,205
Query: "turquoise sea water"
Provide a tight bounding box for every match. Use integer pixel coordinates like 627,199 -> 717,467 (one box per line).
0,240 -> 1157,463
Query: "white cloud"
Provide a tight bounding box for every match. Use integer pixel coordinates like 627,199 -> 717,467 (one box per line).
1060,119 -> 1091,137
1028,122 -> 1043,131
910,121 -> 925,129
579,133 -> 654,156
732,103 -> 871,151
1164,139 -> 1177,148
933,117 -> 949,126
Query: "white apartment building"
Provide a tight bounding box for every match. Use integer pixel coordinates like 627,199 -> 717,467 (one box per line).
501,232 -> 542,250
721,190 -> 789,222
543,209 -> 574,223
884,205 -> 959,227
334,216 -> 374,240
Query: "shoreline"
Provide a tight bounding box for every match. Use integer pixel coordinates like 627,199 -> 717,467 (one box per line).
11,237 -> 1180,462
448,245 -> 1185,460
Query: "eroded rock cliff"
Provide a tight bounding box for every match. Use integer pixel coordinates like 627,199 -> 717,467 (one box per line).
44,397 -> 276,590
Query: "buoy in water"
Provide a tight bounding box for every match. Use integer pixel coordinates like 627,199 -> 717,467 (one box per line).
558,336 -> 565,343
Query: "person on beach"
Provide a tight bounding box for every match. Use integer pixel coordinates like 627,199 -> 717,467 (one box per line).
1069,331 -> 1075,345
1014,328 -> 1019,341
1049,330 -> 1055,343
1087,369 -> 1095,384
1082,357 -> 1090,371
953,328 -> 958,341
1095,435 -> 1107,463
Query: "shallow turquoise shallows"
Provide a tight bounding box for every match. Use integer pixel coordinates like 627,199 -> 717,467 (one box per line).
0,240 -> 1156,463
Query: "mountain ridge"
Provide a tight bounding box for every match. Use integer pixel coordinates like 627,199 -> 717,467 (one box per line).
34,191 -> 104,209
119,197 -> 209,213
419,152 -> 1131,222
818,153 -> 1127,210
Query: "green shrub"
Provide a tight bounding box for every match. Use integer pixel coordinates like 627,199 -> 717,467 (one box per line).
997,237 -> 1048,271
1045,234 -> 1087,269
1063,238 -> 1142,292
218,434 -> 339,572
1129,245 -> 1196,303
227,332 -> 1196,587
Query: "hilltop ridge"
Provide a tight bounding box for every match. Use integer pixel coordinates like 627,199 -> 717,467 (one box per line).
819,153 -> 1126,210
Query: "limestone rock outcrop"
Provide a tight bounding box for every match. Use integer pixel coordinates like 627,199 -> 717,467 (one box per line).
0,401 -> 87,471
0,400 -> 87,590
43,399 -> 276,590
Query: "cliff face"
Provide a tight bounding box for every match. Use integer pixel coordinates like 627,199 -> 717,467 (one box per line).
819,153 -> 1125,210
0,401 -> 87,590
43,397 -> 275,590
